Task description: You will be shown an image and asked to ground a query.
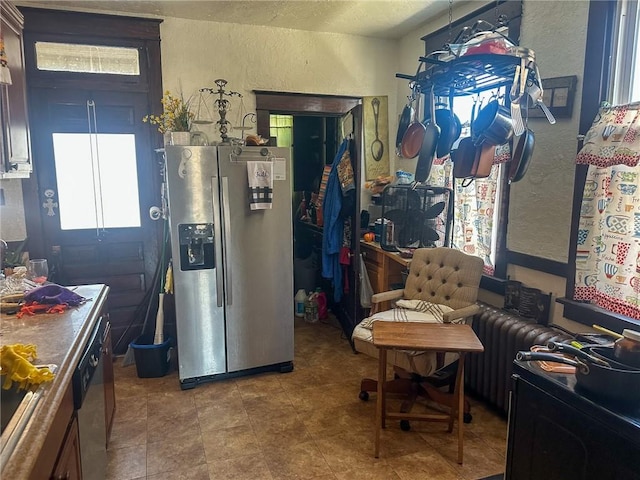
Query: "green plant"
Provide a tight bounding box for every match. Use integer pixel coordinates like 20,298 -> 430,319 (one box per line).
143,90 -> 194,133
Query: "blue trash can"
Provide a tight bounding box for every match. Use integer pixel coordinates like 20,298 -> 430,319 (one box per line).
130,335 -> 172,378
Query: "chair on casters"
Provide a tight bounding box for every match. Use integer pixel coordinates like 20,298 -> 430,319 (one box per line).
352,247 -> 483,430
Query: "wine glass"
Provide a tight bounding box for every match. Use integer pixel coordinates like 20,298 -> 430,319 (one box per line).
27,259 -> 49,285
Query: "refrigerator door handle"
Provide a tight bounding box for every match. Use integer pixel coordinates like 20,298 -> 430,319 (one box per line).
212,176 -> 224,307
221,176 -> 233,306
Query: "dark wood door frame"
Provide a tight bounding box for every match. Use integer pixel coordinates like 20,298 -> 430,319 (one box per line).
20,7 -> 164,260
255,91 -> 364,342
19,8 -> 165,353
254,91 -> 361,139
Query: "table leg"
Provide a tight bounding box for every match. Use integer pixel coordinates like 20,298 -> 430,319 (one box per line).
375,347 -> 387,458
455,352 -> 466,464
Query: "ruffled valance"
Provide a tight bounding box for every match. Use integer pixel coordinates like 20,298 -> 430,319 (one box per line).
575,103 -> 640,167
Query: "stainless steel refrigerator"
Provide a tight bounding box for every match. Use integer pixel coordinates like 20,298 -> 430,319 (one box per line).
164,145 -> 293,389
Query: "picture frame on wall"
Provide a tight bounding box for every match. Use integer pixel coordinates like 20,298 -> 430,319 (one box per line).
363,96 -> 390,180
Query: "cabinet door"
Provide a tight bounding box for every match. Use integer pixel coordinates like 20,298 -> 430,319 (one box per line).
103,319 -> 116,445
51,415 -> 82,480
0,2 -> 31,178
506,375 -> 640,480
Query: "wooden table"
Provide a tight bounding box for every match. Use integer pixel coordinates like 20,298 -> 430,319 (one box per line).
372,322 -> 484,463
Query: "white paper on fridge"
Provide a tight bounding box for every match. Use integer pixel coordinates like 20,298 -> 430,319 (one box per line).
273,159 -> 286,181
247,161 -> 273,210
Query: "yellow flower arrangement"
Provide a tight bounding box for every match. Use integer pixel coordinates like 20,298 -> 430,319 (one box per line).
143,90 -> 194,133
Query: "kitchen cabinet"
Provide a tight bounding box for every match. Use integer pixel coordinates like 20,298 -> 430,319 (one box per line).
28,383 -> 78,480
0,1 -> 32,178
506,361 -> 640,480
51,414 -> 82,480
103,319 -> 115,445
360,241 -> 409,311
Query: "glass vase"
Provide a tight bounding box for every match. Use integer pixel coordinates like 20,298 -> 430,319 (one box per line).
164,131 -> 192,146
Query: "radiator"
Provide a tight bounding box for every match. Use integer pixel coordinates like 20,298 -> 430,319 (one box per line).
466,302 -> 573,414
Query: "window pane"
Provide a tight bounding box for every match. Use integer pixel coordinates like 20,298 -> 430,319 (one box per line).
53,133 -> 141,230
36,42 -> 140,75
269,114 -> 293,147
610,0 -> 640,104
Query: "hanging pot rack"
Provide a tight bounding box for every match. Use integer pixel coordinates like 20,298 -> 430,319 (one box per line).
398,52 -> 537,98
398,10 -> 538,98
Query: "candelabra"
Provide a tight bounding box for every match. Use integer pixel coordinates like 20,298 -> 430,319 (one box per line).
199,79 -> 242,143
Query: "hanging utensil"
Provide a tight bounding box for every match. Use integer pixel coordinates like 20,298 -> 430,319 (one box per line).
430,92 -> 462,159
508,128 -> 535,183
527,83 -> 556,125
510,65 -> 526,136
396,94 -> 415,156
415,86 -> 441,183
452,95 -> 480,184
472,99 -> 514,146
401,87 -> 426,160
370,97 -> 384,161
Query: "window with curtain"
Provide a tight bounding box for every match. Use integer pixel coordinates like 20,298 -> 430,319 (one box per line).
570,0 -> 640,325
426,91 -> 510,276
420,0 -> 522,280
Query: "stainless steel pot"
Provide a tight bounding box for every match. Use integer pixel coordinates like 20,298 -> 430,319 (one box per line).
472,99 -> 514,146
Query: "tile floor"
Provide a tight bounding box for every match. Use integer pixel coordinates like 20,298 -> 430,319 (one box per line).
107,316 -> 507,480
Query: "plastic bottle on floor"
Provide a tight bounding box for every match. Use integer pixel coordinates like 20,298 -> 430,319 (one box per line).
304,293 -> 319,323
314,288 -> 328,320
294,289 -> 307,317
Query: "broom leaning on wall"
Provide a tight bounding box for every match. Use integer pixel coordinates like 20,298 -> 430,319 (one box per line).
119,221 -> 171,367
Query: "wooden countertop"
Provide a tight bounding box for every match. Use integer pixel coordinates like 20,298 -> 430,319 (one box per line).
0,284 -> 109,479
360,240 -> 411,268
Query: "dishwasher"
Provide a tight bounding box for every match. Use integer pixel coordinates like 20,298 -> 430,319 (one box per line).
72,316 -> 107,480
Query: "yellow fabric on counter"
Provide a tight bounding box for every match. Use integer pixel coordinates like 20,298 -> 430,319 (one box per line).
0,344 -> 55,390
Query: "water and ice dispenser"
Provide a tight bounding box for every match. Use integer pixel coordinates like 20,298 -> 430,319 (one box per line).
178,223 -> 215,271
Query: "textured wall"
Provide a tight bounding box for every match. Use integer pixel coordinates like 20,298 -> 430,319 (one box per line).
159,17 -> 399,210
508,1 -> 589,262
160,17 -> 399,109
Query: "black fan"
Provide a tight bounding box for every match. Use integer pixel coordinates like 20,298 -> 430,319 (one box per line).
380,184 -> 453,249
383,200 -> 446,248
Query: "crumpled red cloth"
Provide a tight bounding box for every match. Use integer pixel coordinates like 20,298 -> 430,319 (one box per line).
16,302 -> 68,318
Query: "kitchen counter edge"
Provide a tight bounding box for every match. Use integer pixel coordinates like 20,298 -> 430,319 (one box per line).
1,284 -> 110,479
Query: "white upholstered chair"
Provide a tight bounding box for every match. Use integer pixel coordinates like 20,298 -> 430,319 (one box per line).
352,247 -> 484,427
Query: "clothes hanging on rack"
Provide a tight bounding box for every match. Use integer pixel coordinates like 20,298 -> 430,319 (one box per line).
322,138 -> 349,302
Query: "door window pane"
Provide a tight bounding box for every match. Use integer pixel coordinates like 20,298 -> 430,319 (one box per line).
53,133 -> 141,230
36,42 -> 140,75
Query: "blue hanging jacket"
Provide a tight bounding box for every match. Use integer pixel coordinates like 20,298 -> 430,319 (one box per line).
322,139 -> 349,303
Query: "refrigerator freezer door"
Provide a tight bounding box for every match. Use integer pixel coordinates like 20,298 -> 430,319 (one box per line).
164,146 -> 227,381
217,146 -> 294,372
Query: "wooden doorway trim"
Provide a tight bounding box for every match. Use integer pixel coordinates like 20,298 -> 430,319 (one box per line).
254,91 -> 361,138
254,90 -> 364,340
